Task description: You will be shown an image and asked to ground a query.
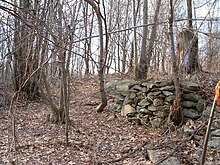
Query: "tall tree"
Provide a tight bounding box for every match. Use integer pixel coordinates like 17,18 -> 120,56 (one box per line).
168,0 -> 182,126
137,0 -> 148,78
13,0 -> 40,100
83,0 -> 107,112
177,0 -> 199,74
135,0 -> 162,80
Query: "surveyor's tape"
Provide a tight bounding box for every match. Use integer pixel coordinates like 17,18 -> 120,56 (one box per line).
215,81 -> 220,105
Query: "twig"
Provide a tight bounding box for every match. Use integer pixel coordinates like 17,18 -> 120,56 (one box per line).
201,97 -> 216,165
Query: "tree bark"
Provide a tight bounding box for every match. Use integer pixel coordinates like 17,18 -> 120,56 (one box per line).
83,0 -> 107,112
136,0 -> 162,80
168,0 -> 182,126
13,0 -> 40,100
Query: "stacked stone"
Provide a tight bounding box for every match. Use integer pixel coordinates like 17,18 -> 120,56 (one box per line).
106,79 -> 205,128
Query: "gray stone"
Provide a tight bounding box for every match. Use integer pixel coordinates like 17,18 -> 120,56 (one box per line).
107,114 -> 116,121
131,84 -> 142,91
114,95 -> 125,103
194,135 -> 203,141
182,93 -> 201,102
147,91 -> 162,99
183,108 -> 200,119
121,104 -> 135,116
141,87 -> 147,93
138,99 -> 151,107
127,112 -> 137,118
141,82 -> 156,89
108,103 -> 121,112
162,91 -> 174,96
157,94 -> 166,99
181,81 -> 200,91
160,157 -> 180,165
153,98 -> 164,106
129,92 -> 136,99
211,129 -> 220,136
151,88 -> 159,92
183,126 -> 194,138
165,95 -> 175,102
162,105 -> 171,111
148,105 -> 157,112
116,80 -> 136,95
159,79 -> 174,87
150,118 -> 162,128
196,99 -> 205,113
200,106 -> 211,121
147,149 -> 180,165
208,139 -> 220,148
105,80 -> 119,92
139,108 -> 153,115
147,149 -> 157,163
182,101 -> 196,108
159,86 -> 175,91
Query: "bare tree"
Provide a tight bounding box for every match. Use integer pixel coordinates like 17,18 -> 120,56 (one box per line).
168,0 -> 182,126
83,0 -> 107,112
176,0 -> 199,74
136,0 -> 162,80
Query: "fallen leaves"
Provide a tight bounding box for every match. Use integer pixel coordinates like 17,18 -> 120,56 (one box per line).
1,74 -> 220,164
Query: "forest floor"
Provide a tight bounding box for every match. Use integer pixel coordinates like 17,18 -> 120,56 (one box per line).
1,73 -> 220,165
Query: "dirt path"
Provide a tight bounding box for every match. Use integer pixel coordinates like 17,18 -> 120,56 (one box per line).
0,77 -> 159,164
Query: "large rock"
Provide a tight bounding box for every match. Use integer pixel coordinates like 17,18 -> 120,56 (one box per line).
211,129 -> 220,136
183,108 -> 200,119
196,99 -> 205,113
121,104 -> 135,116
131,84 -> 143,91
159,86 -> 175,91
141,82 -> 156,89
115,80 -> 137,96
147,149 -> 180,165
162,91 -> 174,96
138,99 -> 151,107
182,101 -> 196,108
200,106 -> 211,121
182,93 -> 201,102
159,79 -> 174,87
208,139 -> 220,148
105,79 -> 119,92
147,91 -> 162,100
181,81 -> 200,91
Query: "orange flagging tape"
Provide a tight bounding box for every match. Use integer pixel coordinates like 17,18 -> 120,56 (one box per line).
215,81 -> 220,105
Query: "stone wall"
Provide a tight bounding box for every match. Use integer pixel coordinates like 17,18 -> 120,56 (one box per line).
106,79 -> 206,128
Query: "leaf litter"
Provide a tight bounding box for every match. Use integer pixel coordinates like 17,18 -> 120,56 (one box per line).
0,74 -> 220,164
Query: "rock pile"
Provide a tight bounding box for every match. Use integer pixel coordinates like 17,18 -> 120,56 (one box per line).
106,79 -> 206,128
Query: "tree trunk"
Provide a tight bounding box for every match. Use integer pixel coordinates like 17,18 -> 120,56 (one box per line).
168,0 -> 182,126
176,0 -> 199,74
13,0 -> 40,100
136,0 -> 162,80
176,29 -> 199,74
83,0 -> 107,112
